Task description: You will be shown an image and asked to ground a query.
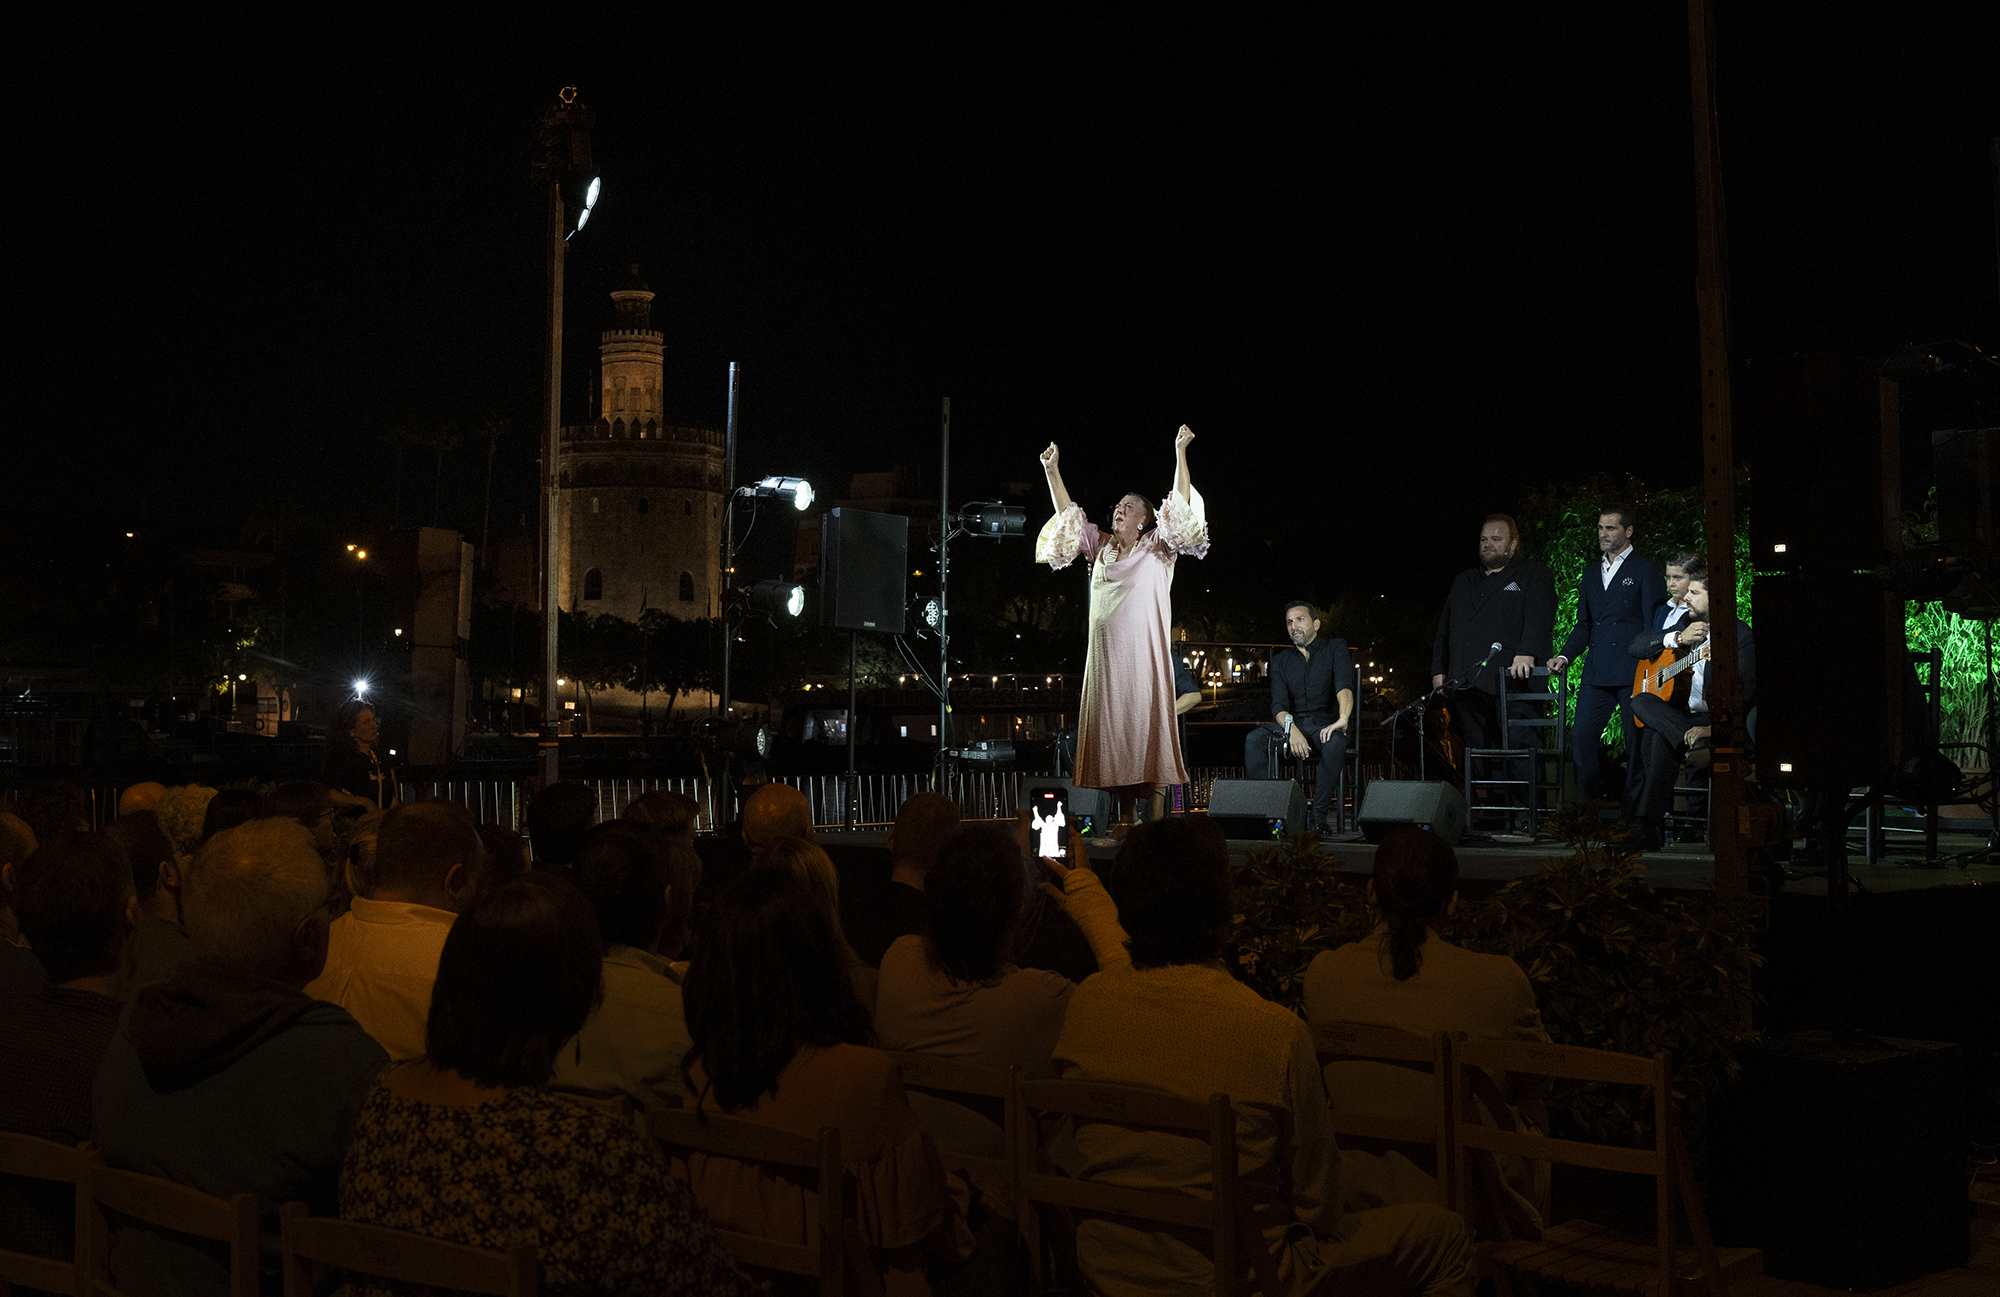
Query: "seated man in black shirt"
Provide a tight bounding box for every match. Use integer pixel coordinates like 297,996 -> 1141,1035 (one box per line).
1244,601 -> 1355,836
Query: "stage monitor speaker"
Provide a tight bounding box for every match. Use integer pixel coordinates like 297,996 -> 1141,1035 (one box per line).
1357,781 -> 1465,845
1741,354 -> 1900,574
1753,572 -> 1904,788
1712,1032 -> 1966,1290
1207,779 -> 1306,840
820,508 -> 908,633
1019,778 -> 1113,840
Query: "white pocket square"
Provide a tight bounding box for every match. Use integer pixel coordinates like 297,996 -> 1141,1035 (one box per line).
1503,582 -> 1521,591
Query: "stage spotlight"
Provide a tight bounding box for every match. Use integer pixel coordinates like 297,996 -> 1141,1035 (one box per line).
352,678 -> 370,698
750,579 -> 805,618
747,476 -> 814,511
957,502 -> 1025,539
923,598 -> 941,628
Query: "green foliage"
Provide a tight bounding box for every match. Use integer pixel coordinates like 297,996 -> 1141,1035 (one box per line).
1906,600 -> 1995,750
1229,809 -> 1762,1146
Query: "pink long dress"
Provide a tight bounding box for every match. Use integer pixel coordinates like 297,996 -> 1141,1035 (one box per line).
1037,488 -> 1209,790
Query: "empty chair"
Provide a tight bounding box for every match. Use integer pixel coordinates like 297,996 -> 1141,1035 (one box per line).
280,1201 -> 535,1297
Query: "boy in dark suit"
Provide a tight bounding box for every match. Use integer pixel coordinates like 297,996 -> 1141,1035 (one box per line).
1625,570 -> 1756,848
1549,504 -> 1668,810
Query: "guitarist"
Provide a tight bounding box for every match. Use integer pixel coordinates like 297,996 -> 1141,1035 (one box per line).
1625,565 -> 1757,849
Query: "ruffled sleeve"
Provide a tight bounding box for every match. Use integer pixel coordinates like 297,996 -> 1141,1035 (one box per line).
1155,484 -> 1209,559
1035,503 -> 1098,570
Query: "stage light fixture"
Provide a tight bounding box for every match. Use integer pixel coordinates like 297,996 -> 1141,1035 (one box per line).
956,501 -> 1025,539
353,678 -> 370,697
749,579 -> 805,618
746,476 -> 814,510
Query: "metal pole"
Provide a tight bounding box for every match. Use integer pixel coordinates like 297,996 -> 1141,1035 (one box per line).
1688,0 -> 1741,894
845,630 -> 859,831
938,397 -> 951,778
720,362 -> 739,812
538,179 -> 564,789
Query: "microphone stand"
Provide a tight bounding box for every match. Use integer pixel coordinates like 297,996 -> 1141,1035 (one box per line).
1383,644 -> 1503,783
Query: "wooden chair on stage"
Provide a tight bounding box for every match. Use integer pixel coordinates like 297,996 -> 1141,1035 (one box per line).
1449,1040 -> 1761,1295
1463,667 -> 1567,841
278,1201 -> 537,1296
0,1132 -> 94,1296
1015,1077 -> 1284,1297
645,1099 -> 880,1297
82,1164 -> 259,1297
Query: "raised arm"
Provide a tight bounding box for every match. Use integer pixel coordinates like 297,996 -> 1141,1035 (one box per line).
1172,426 -> 1194,503
1040,443 -> 1073,514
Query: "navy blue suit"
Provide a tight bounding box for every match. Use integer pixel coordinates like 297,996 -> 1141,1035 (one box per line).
1558,551 -> 1668,807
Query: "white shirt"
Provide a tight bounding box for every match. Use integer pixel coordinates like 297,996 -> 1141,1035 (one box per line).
1689,650 -> 1710,714
1600,545 -> 1633,589
303,896 -> 456,1061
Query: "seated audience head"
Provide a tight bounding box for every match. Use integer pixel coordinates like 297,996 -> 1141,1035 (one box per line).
0,813 -> 33,934
660,844 -> 703,962
263,781 -> 336,850
741,782 -> 813,859
14,780 -> 91,847
622,790 -> 701,847
342,807 -> 390,898
924,824 -> 1031,984
525,781 -> 598,869
569,822 -> 670,953
682,864 -> 872,1111
424,873 -> 604,1088
14,833 -> 136,987
119,782 -> 169,818
372,801 -> 484,912
183,820 -> 332,986
156,785 -> 218,861
887,791 -> 962,883
1106,818 -> 1233,969
474,824 -> 531,888
102,811 -> 179,911
758,835 -> 854,955
1370,827 -> 1459,981
200,787 -> 266,846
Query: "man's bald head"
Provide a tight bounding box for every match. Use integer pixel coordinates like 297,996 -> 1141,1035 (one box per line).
742,784 -> 814,856
0,812 -> 35,872
888,793 -> 962,879
119,783 -> 169,817
183,820 -> 330,985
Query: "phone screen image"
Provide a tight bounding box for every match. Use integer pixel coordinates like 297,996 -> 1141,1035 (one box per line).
1029,789 -> 1069,858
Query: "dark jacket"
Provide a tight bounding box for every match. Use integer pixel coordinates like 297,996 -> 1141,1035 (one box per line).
1626,613 -> 1757,714
1432,558 -> 1556,694
1559,551 -> 1669,687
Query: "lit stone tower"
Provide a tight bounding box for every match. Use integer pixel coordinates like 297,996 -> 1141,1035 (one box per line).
556,265 -> 726,623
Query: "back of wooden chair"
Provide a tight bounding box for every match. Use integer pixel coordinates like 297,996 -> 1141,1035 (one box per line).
0,1131 -> 93,1296
1450,1039 -> 1750,1296
646,1100 -> 873,1297
83,1165 -> 259,1297
1016,1078 -> 1285,1297
278,1201 -> 537,1297
882,1052 -> 1036,1285
1309,1022 -> 1454,1199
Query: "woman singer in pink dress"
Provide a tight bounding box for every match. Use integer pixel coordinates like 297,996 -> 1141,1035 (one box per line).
1037,426 -> 1209,830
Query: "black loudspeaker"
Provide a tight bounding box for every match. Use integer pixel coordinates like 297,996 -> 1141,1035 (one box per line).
820,508 -> 908,633
1207,779 -> 1307,840
1742,354 -> 1901,575
1712,1032 -> 1966,1290
1753,573 -> 1904,788
1357,781 -> 1465,845
1019,778 -> 1113,839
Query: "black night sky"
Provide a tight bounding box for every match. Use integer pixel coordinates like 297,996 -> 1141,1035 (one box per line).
13,8 -> 1998,625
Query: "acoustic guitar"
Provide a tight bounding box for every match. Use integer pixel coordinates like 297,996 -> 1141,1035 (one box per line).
1631,642 -> 1708,728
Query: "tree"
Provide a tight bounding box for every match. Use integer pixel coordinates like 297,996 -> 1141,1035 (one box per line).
558,610 -> 635,734
629,611 -> 717,729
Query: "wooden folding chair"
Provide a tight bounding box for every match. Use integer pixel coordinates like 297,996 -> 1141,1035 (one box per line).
0,1131 -> 94,1296
278,1201 -> 537,1296
1450,1040 -> 1761,1296
1309,1022 -> 1455,1197
882,1052 -> 1037,1282
645,1099 -> 880,1297
1016,1078 -> 1285,1297
82,1165 -> 258,1297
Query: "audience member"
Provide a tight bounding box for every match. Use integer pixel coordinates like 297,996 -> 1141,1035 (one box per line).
684,865 -> 973,1295
659,842 -> 703,966
0,833 -> 135,1265
1303,829 -> 1552,1233
1055,818 -> 1473,1296
199,787 -> 264,846
525,780 -> 598,869
338,806 -> 390,901
759,835 -> 879,1012
0,812 -> 44,1010
847,791 -> 961,966
103,810 -> 196,988
93,819 -> 388,1292
740,782 -> 813,862
119,782 -> 169,818
262,781 -> 336,854
339,873 -> 752,1295
623,788 -> 701,848
322,699 -> 397,811
155,784 -> 218,862
551,822 -> 692,1105
474,823 -> 532,887
305,801 -> 480,1060
12,779 -> 90,847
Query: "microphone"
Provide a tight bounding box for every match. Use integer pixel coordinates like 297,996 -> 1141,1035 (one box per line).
1476,642 -> 1504,668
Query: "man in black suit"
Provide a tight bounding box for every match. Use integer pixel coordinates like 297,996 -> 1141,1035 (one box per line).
1626,570 -> 1756,848
1549,503 -> 1668,810
1431,514 -> 1557,749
